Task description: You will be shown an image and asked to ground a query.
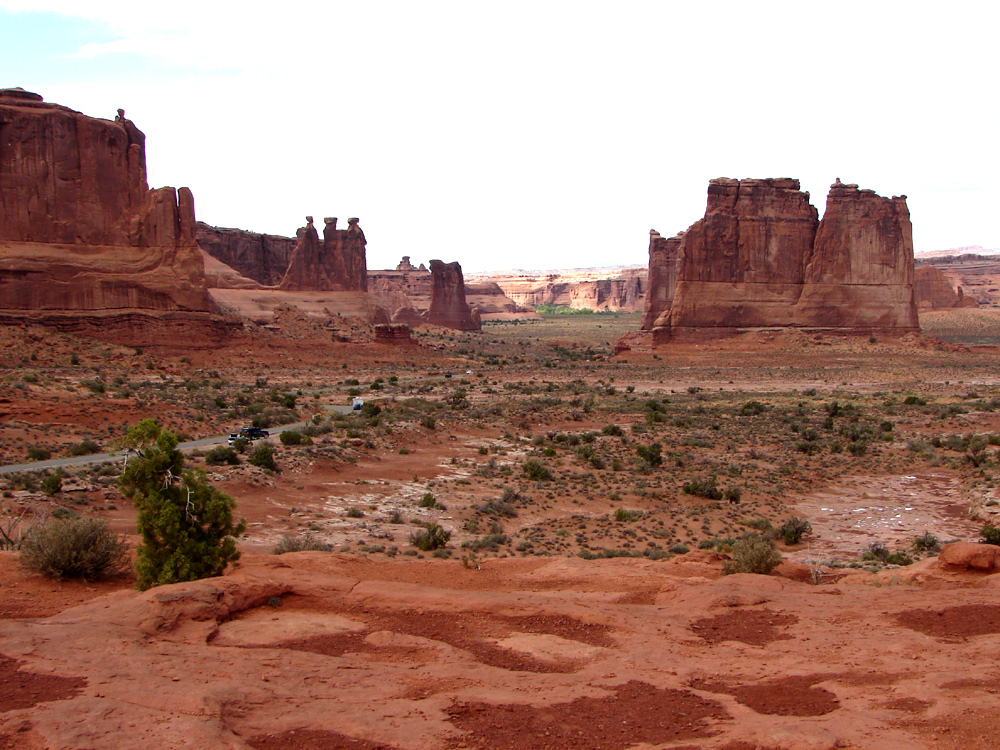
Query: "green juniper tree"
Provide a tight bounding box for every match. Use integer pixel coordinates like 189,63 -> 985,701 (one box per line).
118,419 -> 246,590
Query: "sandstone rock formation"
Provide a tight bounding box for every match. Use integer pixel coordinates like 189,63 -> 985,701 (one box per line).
913,265 -> 978,310
195,222 -> 296,286
638,178 -> 919,343
278,216 -> 368,293
639,231 -> 681,329
374,322 -> 413,342
370,265 -> 518,324
426,259 -> 481,330
395,255 -> 417,271
0,89 -> 228,346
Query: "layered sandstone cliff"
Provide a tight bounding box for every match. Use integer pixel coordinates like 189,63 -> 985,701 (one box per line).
0,89 -> 226,345
480,267 -> 647,313
638,178 -> 918,343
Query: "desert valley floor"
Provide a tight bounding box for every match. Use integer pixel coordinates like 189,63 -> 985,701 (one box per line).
2,310 -> 1000,749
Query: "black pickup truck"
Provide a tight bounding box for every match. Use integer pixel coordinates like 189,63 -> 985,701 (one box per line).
227,427 -> 270,444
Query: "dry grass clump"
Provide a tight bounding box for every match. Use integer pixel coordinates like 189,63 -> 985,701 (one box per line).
20,516 -> 129,579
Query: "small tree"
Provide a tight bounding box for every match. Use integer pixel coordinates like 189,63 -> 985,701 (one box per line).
118,419 -> 246,590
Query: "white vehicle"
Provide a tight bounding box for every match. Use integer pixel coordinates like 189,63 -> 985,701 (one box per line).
352,397 -> 365,410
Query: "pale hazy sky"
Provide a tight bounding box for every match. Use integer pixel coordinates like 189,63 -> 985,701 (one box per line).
1,1 -> 996,272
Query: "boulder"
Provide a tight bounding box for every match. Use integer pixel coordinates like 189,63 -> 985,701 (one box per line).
426,259 -> 481,330
374,323 -> 412,341
937,542 -> 1000,573
638,177 -> 919,342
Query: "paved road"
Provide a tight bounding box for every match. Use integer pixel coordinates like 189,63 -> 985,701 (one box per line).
0,404 -> 355,475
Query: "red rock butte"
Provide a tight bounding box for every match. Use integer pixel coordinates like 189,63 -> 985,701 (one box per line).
0,88 -> 230,346
637,177 -> 919,344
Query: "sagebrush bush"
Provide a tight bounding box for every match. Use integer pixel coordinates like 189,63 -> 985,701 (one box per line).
272,535 -> 332,554
723,534 -> 782,575
248,443 -> 277,471
205,446 -> 240,466
779,516 -> 812,545
410,523 -> 450,551
20,517 -> 129,579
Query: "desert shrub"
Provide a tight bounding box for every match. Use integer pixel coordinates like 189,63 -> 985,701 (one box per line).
421,416 -> 436,430
480,499 -> 517,517
345,506 -> 365,518
361,402 -> 382,418
614,508 -> 643,522
903,395 -> 927,406
410,523 -> 451,551
743,517 -> 773,533
779,516 -> 812,545
739,400 -> 767,416
272,535 -> 332,554
847,440 -> 868,456
911,531 -> 941,554
886,551 -> 914,566
723,486 -> 742,503
419,493 -> 437,508
26,446 -> 51,461
248,444 -> 277,471
601,424 -> 624,437
682,475 -> 722,500
464,532 -> 509,551
981,524 -> 1000,546
635,442 -> 662,469
862,541 -> 890,562
205,446 -> 240,466
280,430 -> 304,446
20,517 -> 128,579
523,459 -> 552,481
66,438 -> 102,457
723,535 -> 782,575
40,469 -> 64,497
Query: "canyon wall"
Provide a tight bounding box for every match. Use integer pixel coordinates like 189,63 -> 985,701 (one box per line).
483,267 -> 647,312
0,89 -> 228,346
195,222 -> 296,286
638,178 -> 918,343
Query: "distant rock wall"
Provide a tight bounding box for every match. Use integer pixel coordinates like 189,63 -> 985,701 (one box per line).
913,265 -> 978,310
638,178 -> 918,342
196,222 -> 296,286
0,89 -> 226,345
488,268 -> 647,312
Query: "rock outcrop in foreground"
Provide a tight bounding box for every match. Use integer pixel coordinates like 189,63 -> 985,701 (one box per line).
637,178 -> 918,343
1,551 -> 997,749
0,89 -> 228,345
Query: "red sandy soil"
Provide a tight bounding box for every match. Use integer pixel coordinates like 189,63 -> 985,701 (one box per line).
1,551 -> 1000,750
